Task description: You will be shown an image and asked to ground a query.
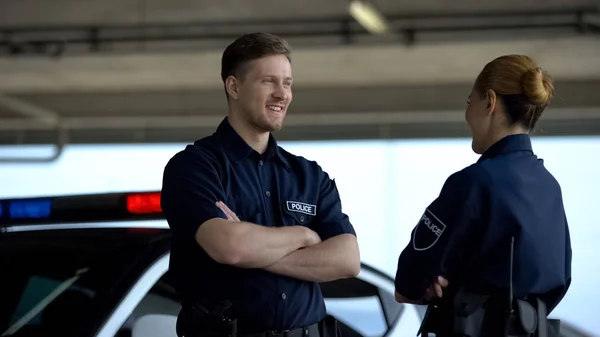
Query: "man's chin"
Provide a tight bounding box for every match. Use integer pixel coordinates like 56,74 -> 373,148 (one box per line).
266,125 -> 283,133
263,118 -> 285,132
255,122 -> 283,133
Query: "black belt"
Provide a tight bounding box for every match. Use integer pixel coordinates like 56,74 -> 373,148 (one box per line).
241,323 -> 319,337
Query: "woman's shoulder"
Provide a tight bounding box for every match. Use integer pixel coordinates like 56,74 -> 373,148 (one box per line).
445,162 -> 493,189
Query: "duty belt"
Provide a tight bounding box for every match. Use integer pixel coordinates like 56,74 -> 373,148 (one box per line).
240,323 -> 319,337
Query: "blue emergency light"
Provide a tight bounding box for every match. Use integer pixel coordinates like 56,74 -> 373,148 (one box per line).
9,199 -> 52,219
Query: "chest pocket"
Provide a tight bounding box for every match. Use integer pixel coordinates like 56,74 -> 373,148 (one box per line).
225,195 -> 263,224
280,198 -> 317,227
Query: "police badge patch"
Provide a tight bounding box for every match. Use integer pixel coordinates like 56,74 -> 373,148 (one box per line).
286,201 -> 317,216
412,209 -> 447,251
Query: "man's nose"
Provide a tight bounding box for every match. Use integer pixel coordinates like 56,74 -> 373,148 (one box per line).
272,85 -> 288,100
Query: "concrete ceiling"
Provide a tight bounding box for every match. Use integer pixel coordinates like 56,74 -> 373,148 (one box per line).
0,0 -> 599,150
1,0 -> 596,25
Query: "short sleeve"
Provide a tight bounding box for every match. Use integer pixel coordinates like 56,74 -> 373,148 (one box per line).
311,168 -> 356,241
394,168 -> 487,301
160,149 -> 227,240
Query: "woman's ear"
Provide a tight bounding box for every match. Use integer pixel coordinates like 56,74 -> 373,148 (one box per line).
486,89 -> 497,116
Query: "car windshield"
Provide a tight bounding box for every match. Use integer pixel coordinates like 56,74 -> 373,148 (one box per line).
0,227 -> 168,337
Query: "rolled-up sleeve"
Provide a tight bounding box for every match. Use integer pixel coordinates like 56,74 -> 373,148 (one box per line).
161,149 -> 227,240
394,168 -> 486,301
311,168 -> 356,241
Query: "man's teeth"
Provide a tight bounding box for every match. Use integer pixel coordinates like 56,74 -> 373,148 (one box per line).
267,105 -> 282,112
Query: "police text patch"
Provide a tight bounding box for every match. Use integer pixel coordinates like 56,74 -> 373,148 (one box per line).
286,201 -> 317,216
412,209 -> 446,251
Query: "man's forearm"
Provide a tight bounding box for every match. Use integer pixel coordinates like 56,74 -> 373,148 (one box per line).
229,222 -> 311,268
264,234 -> 360,282
197,219 -> 312,268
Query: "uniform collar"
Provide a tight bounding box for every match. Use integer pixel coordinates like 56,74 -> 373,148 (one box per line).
214,117 -> 290,170
478,133 -> 533,162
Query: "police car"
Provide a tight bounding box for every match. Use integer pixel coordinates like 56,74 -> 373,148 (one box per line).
0,191 -> 590,337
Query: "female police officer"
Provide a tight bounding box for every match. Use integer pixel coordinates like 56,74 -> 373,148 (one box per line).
394,54 -> 572,336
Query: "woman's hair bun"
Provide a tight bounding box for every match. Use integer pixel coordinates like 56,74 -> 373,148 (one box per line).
521,67 -> 554,105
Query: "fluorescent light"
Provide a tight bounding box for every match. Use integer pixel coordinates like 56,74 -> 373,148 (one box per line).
349,0 -> 390,34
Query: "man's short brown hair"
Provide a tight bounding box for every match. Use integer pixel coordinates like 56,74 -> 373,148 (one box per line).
221,32 -> 292,83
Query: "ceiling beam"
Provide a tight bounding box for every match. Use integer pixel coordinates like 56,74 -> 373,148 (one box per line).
1,36 -> 600,93
0,107 -> 598,131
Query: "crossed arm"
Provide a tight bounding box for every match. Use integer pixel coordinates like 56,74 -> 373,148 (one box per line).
393,169 -> 485,304
211,201 -> 360,282
161,152 -> 360,283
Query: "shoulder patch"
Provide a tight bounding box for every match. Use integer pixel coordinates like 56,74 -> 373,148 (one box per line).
412,209 -> 447,251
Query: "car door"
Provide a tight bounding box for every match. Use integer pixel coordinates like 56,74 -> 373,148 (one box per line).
104,255 -> 410,337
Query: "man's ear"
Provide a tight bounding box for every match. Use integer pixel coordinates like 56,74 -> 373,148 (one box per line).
486,89 -> 497,116
225,76 -> 240,100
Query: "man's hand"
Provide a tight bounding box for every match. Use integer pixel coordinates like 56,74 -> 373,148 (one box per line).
216,201 -> 240,222
216,201 -> 322,248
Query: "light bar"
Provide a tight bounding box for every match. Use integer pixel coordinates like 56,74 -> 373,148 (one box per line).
0,191 -> 166,226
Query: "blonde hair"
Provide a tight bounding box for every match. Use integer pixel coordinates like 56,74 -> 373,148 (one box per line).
474,54 -> 554,129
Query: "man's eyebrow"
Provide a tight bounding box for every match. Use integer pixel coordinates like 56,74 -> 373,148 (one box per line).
262,75 -> 293,80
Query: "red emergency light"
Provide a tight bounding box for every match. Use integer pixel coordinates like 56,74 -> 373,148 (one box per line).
126,192 -> 162,214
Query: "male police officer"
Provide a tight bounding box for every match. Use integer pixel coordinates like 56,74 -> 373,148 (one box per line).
161,32 -> 360,337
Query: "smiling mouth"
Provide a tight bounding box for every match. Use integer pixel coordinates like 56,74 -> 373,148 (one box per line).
266,105 -> 284,112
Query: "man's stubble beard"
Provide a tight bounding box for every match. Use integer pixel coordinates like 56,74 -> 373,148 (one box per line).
248,113 -> 284,133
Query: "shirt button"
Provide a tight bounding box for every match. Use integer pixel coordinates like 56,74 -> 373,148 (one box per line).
281,293 -> 286,300
299,215 -> 305,223
259,160 -> 263,166
265,191 -> 271,197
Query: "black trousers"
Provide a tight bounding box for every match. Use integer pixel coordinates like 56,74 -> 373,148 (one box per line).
177,311 -> 341,337
240,315 -> 341,337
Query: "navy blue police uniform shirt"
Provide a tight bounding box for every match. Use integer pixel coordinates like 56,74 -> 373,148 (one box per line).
395,134 -> 572,312
161,117 -> 356,333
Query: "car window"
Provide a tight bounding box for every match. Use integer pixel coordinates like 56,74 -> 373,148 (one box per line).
0,228 -> 167,337
321,276 -> 403,337
116,271 -> 180,337
325,296 -> 387,336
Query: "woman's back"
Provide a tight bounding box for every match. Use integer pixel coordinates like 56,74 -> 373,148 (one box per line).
394,54 -> 573,329
468,134 -> 571,312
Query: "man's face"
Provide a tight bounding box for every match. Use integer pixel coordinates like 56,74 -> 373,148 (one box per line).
232,54 -> 293,133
